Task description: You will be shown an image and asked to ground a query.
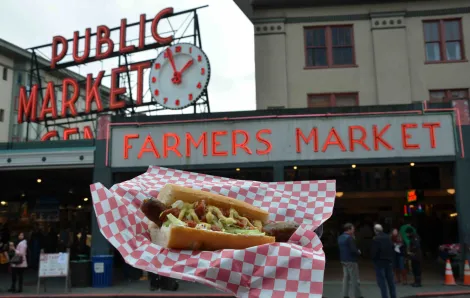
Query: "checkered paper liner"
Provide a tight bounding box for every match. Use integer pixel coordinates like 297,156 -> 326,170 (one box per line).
90,166 -> 336,298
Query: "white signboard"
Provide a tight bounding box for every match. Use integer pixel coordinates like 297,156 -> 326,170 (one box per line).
38,253 -> 69,277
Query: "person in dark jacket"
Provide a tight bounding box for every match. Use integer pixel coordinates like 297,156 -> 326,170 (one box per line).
371,224 -> 396,298
338,223 -> 363,298
406,228 -> 422,287
42,226 -> 58,253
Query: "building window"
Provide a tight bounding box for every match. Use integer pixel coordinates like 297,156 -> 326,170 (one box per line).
2,67 -> 7,80
429,89 -> 469,102
307,93 -> 359,107
0,109 -> 4,122
424,19 -> 465,62
304,25 -> 355,68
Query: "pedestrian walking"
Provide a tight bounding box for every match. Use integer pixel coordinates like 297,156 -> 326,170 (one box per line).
8,232 -> 28,293
391,228 -> 407,284
338,223 -> 363,298
406,228 -> 422,287
371,224 -> 396,298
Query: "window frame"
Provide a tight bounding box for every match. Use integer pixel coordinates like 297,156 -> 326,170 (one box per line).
423,18 -> 467,64
303,24 -> 357,69
307,92 -> 359,107
429,88 -> 469,102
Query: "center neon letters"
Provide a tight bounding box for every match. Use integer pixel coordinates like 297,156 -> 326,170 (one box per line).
123,129 -> 273,160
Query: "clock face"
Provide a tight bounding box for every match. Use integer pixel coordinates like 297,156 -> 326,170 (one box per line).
149,43 -> 211,110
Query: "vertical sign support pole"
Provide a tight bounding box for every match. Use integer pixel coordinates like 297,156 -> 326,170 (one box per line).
36,277 -> 40,294
65,249 -> 70,293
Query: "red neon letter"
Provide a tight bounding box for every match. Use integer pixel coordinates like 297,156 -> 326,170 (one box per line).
138,14 -> 146,49
119,19 -> 136,54
85,71 -> 105,113
61,78 -> 79,117
422,122 -> 441,149
124,134 -> 139,159
83,126 -> 94,139
211,131 -> 228,156
373,124 -> 394,151
151,8 -> 174,44
163,133 -> 182,158
72,29 -> 91,63
39,82 -> 58,121
130,61 -> 151,105
17,85 -> 38,123
137,135 -> 160,159
109,66 -> 127,110
295,128 -> 318,153
256,129 -> 272,155
185,132 -> 208,157
401,123 -> 420,150
51,36 -> 68,69
322,127 -> 346,152
41,131 -> 59,141
348,125 -> 370,151
232,130 -> 252,155
63,128 -> 79,140
96,25 -> 114,59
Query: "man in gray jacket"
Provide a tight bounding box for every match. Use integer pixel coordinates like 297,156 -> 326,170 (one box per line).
338,223 -> 363,298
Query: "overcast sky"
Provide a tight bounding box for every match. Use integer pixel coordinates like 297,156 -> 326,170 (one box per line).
0,0 -> 256,114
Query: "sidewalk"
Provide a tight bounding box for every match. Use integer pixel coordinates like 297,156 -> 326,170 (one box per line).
1,277 -> 469,297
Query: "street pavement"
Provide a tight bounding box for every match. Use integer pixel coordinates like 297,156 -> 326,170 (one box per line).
1,275 -> 469,297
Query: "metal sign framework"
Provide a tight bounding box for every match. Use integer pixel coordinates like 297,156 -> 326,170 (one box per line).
23,5 -> 210,141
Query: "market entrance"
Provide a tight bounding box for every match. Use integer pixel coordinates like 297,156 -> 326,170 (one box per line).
285,162 -> 459,281
0,167 -> 93,288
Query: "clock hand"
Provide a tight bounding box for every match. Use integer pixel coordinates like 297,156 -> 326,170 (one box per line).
179,59 -> 194,75
166,48 -> 178,74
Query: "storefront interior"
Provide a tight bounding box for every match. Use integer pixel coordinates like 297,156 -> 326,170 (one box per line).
137,162 -> 456,281
0,167 -> 93,267
115,162 -> 458,261
3,162 -> 448,281
284,162 -> 458,260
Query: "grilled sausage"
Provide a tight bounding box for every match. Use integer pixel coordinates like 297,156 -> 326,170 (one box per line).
263,221 -> 300,242
141,198 -> 168,227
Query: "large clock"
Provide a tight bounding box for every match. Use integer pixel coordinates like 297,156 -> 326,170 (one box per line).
149,43 -> 211,110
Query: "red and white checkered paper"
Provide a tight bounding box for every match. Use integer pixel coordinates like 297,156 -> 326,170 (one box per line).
90,166 -> 335,298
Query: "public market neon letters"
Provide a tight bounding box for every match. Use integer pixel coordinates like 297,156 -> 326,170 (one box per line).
17,8 -> 175,141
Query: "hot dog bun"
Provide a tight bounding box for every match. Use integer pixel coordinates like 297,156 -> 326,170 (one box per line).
149,222 -> 275,250
148,184 -> 275,250
157,184 -> 270,223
